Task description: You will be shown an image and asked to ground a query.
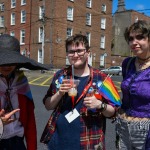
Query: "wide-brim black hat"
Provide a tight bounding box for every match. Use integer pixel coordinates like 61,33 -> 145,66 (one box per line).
0,34 -> 48,70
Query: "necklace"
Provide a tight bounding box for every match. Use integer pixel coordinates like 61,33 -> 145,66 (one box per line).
138,62 -> 146,68
136,57 -> 150,69
137,56 -> 150,61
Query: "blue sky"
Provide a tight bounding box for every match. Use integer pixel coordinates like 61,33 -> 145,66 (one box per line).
113,0 -> 150,16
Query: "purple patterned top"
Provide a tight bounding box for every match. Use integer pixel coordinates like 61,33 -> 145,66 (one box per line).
121,57 -> 150,118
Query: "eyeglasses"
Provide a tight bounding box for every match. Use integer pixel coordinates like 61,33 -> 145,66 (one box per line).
128,34 -> 145,42
67,49 -> 86,57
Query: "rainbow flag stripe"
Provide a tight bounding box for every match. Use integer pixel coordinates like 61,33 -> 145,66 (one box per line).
98,76 -> 121,106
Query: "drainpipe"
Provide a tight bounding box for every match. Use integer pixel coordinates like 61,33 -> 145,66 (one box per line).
29,0 -> 32,58
49,0 -> 54,67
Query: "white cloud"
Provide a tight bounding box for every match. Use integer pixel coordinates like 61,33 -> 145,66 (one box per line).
136,4 -> 145,10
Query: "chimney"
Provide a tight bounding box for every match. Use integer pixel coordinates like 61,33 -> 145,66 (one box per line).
117,0 -> 126,12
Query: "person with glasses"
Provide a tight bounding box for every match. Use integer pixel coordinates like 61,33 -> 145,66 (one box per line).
0,34 -> 48,150
41,34 -> 120,150
116,20 -> 150,149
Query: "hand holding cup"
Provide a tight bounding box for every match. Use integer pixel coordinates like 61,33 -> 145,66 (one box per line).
59,79 -> 80,96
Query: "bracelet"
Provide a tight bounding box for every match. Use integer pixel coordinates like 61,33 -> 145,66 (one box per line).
99,101 -> 107,112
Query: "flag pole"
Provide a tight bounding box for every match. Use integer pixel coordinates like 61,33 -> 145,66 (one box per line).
99,74 -> 112,89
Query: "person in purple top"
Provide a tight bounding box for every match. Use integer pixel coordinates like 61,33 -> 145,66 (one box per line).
116,20 -> 150,150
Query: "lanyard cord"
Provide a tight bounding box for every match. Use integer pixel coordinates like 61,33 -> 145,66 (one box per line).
69,67 -> 93,108
5,77 -> 16,119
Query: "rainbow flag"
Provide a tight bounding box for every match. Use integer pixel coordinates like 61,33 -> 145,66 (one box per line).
98,75 -> 121,106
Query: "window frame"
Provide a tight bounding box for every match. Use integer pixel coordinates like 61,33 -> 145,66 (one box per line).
11,0 -> 16,8
86,13 -> 91,26
67,7 -> 74,21
0,3 -> 4,11
86,0 -> 92,8
0,16 -> 4,27
39,27 -> 44,43
135,16 -> 138,23
21,0 -> 26,5
21,10 -> 26,23
101,18 -> 106,29
21,49 -> 26,56
39,6 -> 45,19
20,30 -> 25,44
86,32 -> 91,46
11,13 -> 15,25
10,31 -> 15,37
38,49 -> 43,63
102,4 -> 106,13
100,35 -> 105,49
67,28 -> 73,38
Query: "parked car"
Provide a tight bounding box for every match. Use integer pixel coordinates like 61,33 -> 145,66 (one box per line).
101,66 -> 122,76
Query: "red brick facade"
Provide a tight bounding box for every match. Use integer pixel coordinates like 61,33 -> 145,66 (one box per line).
0,0 -> 32,57
31,0 -> 113,69
0,0 -> 113,69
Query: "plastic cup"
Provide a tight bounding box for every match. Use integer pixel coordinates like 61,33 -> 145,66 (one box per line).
68,88 -> 78,97
67,79 -> 80,97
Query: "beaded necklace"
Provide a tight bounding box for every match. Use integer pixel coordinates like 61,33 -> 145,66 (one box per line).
136,56 -> 150,69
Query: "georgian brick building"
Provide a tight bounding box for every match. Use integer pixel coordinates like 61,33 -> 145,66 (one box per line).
0,0 -> 32,57
0,0 -> 113,69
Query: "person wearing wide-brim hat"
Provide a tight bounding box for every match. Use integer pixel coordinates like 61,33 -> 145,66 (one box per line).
0,34 -> 47,150
0,34 -> 48,70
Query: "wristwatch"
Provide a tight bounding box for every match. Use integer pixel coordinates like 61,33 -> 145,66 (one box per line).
99,101 -> 107,112
0,118 -> 3,139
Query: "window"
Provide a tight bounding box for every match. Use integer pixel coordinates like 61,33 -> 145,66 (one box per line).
66,56 -> 70,65
102,4 -> 106,13
100,55 -> 104,67
67,28 -> 73,38
86,13 -> 91,26
101,18 -> 106,29
86,0 -> 92,8
11,13 -> 15,25
38,49 -> 42,63
67,7 -> 73,21
100,35 -> 105,49
0,3 -> 4,11
0,16 -> 4,27
86,32 -> 91,46
135,16 -> 138,23
21,10 -> 26,23
10,31 -> 15,37
11,0 -> 16,8
39,27 -> 44,42
21,0 -> 26,5
21,49 -> 26,56
20,30 -> 25,44
39,6 -> 45,19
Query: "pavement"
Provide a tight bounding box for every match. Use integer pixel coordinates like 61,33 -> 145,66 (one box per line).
22,69 -> 121,92
23,68 -> 59,75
